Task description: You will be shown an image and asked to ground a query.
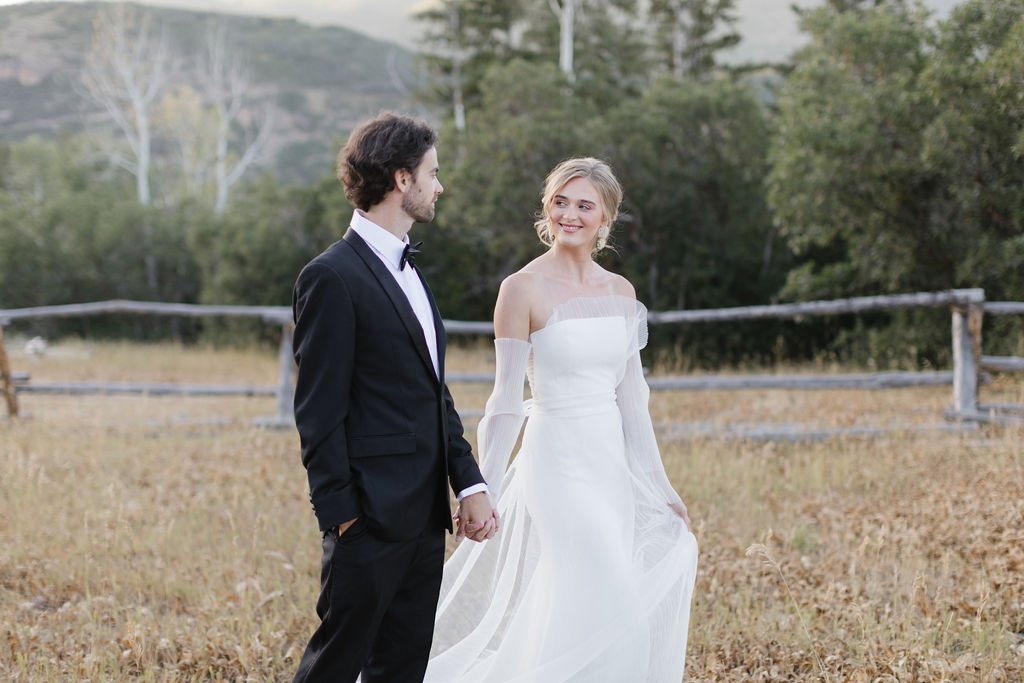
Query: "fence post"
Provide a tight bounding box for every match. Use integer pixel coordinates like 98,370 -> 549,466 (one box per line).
274,323 -> 296,425
0,322 -> 18,418
951,288 -> 985,415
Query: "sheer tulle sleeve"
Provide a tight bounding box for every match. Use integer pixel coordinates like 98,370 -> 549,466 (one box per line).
476,338 -> 531,499
616,311 -> 684,508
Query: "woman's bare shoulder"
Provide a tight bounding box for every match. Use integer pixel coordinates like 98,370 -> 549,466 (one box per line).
495,270 -> 534,305
501,258 -> 553,297
494,269 -> 545,339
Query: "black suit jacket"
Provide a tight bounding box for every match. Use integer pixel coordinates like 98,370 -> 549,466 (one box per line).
292,229 -> 484,541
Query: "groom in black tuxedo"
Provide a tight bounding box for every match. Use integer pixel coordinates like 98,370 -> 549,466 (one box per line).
291,113 -> 497,683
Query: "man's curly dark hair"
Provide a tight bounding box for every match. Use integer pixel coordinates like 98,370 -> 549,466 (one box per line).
337,113 -> 438,211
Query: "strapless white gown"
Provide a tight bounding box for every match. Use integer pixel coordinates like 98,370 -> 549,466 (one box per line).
426,296 -> 698,683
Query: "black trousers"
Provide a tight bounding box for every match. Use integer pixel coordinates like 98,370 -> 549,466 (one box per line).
292,518 -> 446,683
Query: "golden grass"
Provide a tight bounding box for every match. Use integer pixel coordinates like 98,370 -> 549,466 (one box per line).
1,340 -> 1022,681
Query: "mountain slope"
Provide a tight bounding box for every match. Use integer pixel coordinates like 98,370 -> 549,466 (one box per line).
0,1 -> 421,185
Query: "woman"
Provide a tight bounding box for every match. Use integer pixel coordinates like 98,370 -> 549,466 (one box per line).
426,158 -> 698,682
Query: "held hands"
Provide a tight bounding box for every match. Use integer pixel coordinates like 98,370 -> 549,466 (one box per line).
454,492 -> 499,542
669,502 -> 692,532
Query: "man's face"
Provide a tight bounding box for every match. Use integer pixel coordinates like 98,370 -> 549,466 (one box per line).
401,146 -> 443,224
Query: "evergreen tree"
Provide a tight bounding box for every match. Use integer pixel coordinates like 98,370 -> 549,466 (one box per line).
415,0 -> 529,131
648,0 -> 741,79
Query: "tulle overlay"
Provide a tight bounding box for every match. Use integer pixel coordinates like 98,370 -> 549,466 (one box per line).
426,296 -> 698,683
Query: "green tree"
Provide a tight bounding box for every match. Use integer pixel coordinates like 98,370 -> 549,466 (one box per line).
791,0 -> 894,15
921,0 -> 1024,299
768,2 -> 940,299
415,0 -> 529,132
425,60 -> 599,319
767,0 -> 1023,360
0,137 -> 83,309
188,172 -> 349,343
0,135 -> 202,338
605,77 -> 780,311
421,61 -> 788,354
520,0 -> 652,105
416,0 -> 652,128
649,0 -> 741,79
596,77 -> 788,361
192,174 -> 347,303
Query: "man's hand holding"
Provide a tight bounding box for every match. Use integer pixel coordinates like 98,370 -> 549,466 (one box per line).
456,492 -> 499,542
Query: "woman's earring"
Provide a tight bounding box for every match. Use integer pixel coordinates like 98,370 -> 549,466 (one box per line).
596,236 -> 607,251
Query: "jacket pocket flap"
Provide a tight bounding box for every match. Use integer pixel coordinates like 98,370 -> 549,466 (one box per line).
349,433 -> 416,458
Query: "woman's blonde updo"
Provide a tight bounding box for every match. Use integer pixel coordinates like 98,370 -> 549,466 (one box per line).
533,157 -> 623,252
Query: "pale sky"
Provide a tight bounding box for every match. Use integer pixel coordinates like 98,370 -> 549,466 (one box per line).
0,0 -> 964,62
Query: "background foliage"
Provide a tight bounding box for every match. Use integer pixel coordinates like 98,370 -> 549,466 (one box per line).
1,0 -> 1021,364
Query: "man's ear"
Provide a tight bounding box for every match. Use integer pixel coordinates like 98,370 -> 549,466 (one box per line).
394,168 -> 411,193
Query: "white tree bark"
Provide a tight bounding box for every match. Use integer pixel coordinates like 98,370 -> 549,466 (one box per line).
669,0 -> 686,78
446,2 -> 467,132
199,22 -> 275,215
548,0 -> 576,81
81,4 -> 175,205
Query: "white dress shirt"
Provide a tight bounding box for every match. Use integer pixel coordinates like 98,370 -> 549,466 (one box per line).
350,211 -> 487,502
350,211 -> 439,377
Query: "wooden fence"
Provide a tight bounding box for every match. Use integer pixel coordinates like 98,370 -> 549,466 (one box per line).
643,288 -> 1024,424
0,299 -> 490,426
1,289 -> 1022,428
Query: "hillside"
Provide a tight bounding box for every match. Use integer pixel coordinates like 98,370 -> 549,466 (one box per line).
0,2 -> 420,185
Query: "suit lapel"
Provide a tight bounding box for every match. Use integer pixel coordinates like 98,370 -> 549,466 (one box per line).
343,229 -> 438,383
418,269 -> 447,382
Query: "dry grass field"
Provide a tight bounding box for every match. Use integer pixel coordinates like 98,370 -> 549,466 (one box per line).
1,339 -> 1022,682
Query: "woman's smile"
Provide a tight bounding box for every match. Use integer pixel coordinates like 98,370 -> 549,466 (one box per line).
549,177 -> 604,248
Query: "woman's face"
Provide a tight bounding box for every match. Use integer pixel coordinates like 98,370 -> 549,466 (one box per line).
548,177 -> 604,250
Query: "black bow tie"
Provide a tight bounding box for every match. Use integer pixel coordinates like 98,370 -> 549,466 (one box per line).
400,241 -> 422,271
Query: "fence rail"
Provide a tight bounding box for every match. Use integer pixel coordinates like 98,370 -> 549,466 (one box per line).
0,300 -> 293,421
984,302 -> 1024,315
646,371 -> 956,391
647,290 -> 984,323
0,299 -> 291,324
1,289 -> 1022,429
16,382 -> 278,397
0,299 -> 494,336
981,356 -> 1024,373
0,299 -> 492,423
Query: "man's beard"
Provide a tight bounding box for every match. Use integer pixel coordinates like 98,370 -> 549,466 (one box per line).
402,189 -> 435,224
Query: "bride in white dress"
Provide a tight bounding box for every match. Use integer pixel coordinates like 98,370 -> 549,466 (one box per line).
426,158 -> 698,682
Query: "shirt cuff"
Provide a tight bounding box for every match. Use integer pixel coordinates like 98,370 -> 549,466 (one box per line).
456,483 -> 489,501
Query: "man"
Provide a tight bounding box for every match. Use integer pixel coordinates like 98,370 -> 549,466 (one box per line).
291,113 -> 497,683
